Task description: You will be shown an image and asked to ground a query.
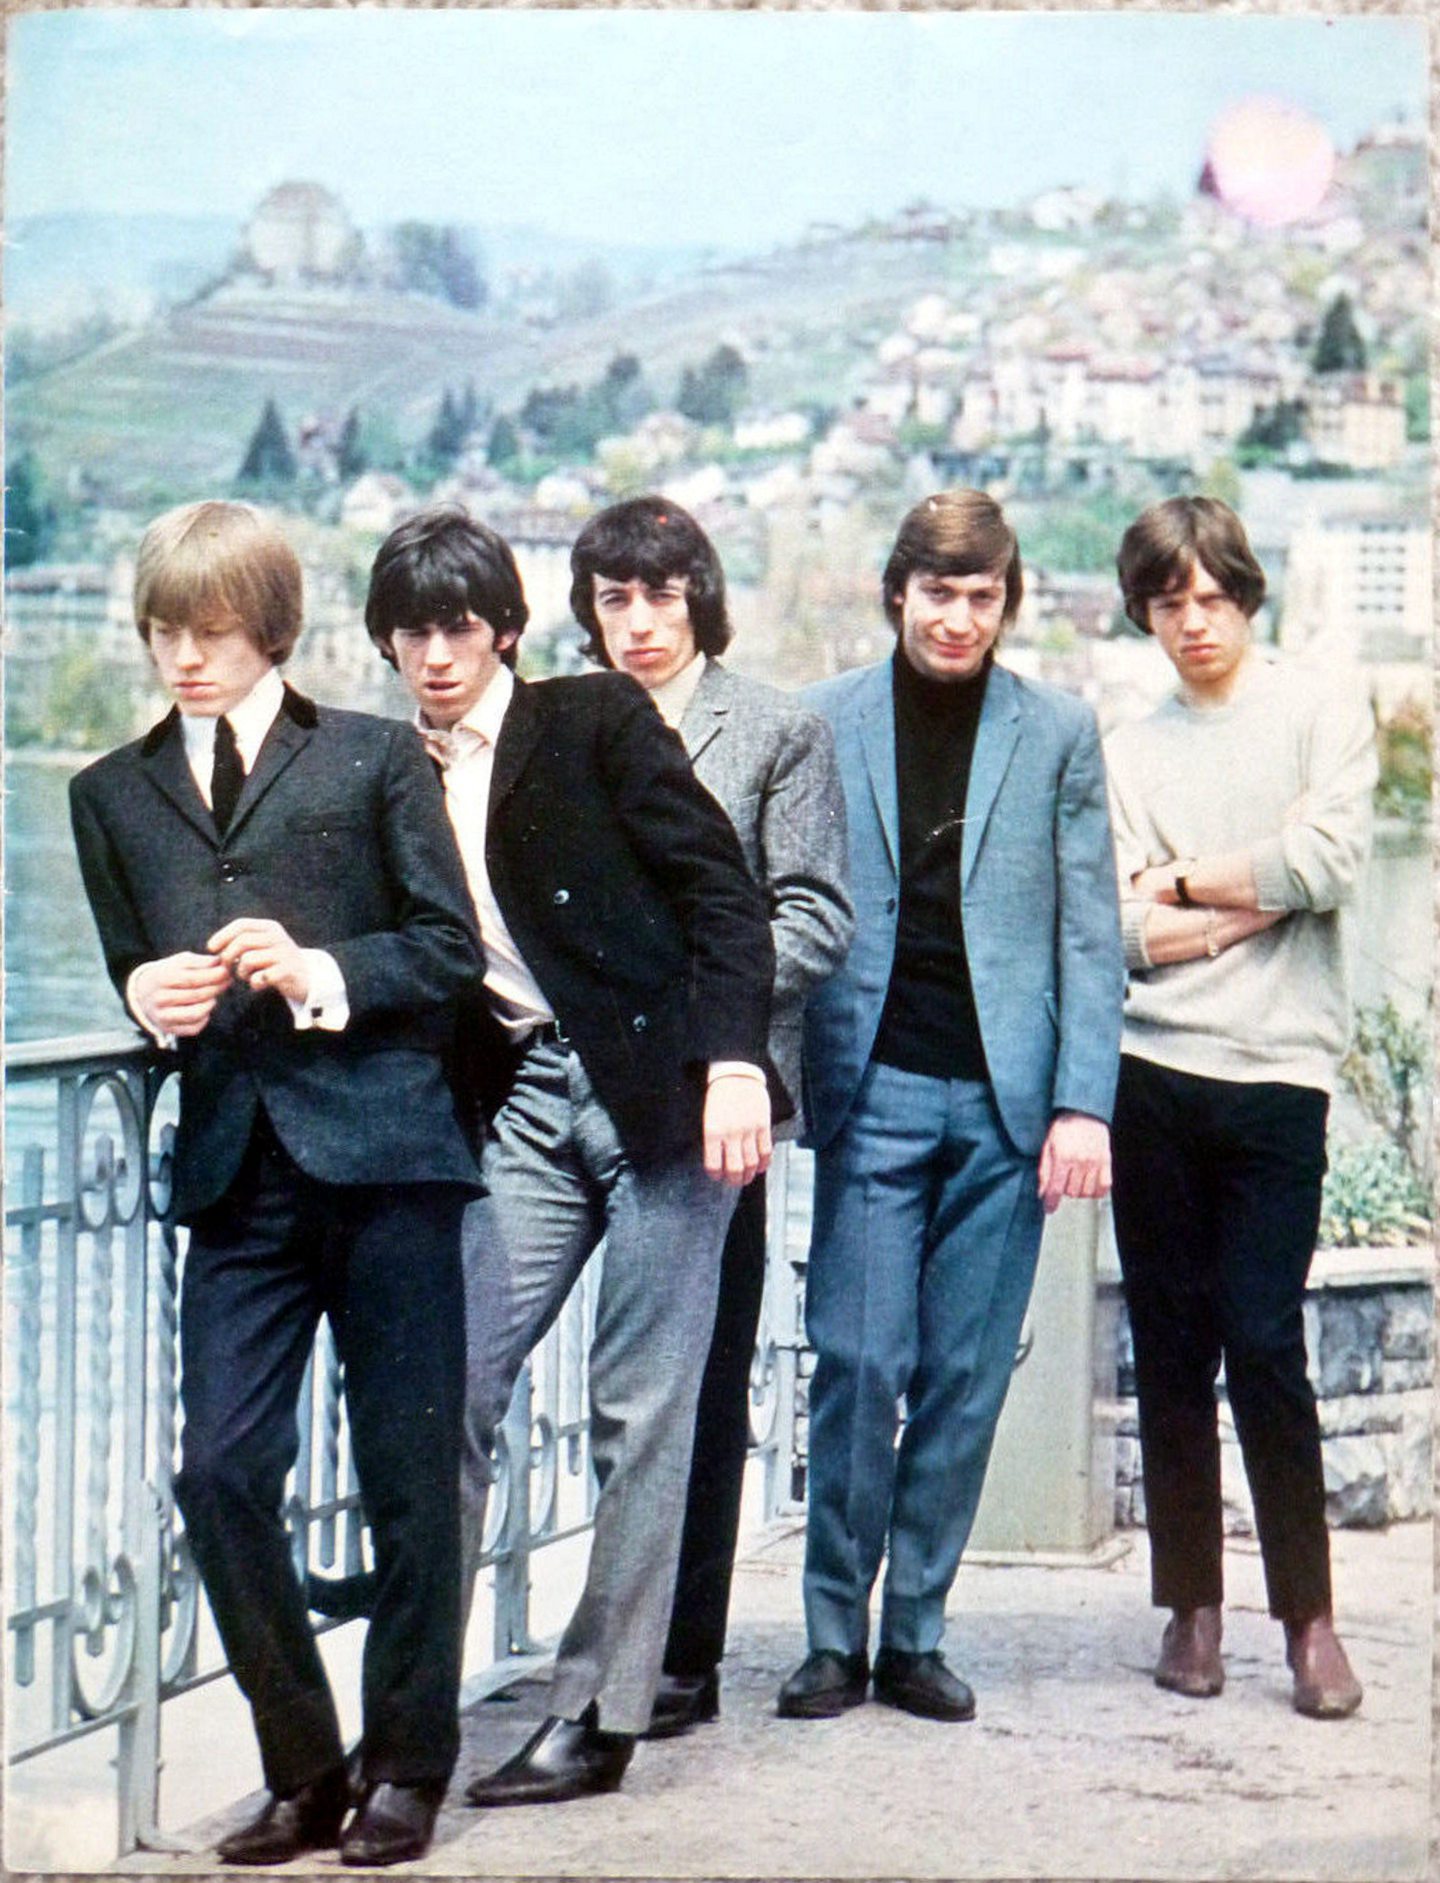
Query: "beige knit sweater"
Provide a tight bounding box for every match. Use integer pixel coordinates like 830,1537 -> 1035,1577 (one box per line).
1103,652 -> 1377,1095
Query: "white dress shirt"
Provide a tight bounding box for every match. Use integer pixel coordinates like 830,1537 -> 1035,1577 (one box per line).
648,649 -> 708,730
420,664 -> 555,1040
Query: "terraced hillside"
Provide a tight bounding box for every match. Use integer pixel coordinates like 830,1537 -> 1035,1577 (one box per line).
9,230 -> 991,506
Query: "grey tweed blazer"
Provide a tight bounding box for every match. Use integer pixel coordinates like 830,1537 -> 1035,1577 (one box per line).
679,658 -> 853,1136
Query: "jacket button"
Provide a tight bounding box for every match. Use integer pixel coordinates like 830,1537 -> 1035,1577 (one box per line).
553,889 -> 570,906
885,896 -> 897,913
219,860 -> 238,883
632,1014 -> 648,1032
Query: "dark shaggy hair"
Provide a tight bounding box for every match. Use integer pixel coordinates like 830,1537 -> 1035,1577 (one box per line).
365,505 -> 529,669
568,496 -> 732,665
1116,496 -> 1266,634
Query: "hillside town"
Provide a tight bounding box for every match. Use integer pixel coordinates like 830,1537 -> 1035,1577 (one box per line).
6,122 -> 1428,747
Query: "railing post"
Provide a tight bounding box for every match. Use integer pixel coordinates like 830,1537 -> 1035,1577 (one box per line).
492,1359 -> 537,1659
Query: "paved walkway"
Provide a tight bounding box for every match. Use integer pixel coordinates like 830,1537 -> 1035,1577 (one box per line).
127,1519 -> 1432,1881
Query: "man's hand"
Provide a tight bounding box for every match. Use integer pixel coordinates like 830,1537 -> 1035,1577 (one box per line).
207,918 -> 311,1003
1131,861 -> 1184,902
702,1075 -> 773,1187
1037,1111 -> 1112,1215
130,952 -> 232,1038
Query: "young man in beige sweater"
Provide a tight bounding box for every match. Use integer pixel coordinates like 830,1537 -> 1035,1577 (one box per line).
1104,495 -> 1375,1719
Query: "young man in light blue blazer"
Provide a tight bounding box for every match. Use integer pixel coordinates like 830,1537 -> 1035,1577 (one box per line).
781,488 -> 1124,1723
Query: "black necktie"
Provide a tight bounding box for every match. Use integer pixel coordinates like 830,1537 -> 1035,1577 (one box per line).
211,715 -> 244,835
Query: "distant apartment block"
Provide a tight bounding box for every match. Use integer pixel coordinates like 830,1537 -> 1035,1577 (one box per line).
1280,513 -> 1430,677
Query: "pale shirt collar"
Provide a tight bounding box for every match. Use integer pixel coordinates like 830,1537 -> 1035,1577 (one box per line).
648,651 -> 708,731
415,662 -> 514,759
179,664 -> 285,780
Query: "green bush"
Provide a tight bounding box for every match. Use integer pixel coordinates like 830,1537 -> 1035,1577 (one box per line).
1318,1139 -> 1431,1248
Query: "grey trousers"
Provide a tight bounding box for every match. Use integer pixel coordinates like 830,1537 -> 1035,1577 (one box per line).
460,1036 -> 735,1734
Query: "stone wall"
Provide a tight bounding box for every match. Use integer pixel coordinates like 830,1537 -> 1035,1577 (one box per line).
1110,1245 -> 1434,1533
776,1146 -> 1433,1534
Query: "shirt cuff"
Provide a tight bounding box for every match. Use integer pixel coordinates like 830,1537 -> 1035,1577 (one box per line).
288,950 -> 350,1032
707,1060 -> 766,1085
125,963 -> 177,1051
1120,902 -> 1153,972
1248,837 -> 1293,912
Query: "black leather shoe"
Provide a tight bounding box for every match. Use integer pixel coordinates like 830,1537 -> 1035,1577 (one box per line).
642,1667 -> 720,1740
217,1766 -> 349,1865
340,1780 -> 445,1867
872,1647 -> 976,1721
307,1568 -> 378,1621
464,1705 -> 634,1807
776,1649 -> 869,1719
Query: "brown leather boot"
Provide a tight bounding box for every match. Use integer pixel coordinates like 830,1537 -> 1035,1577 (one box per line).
1285,1613 -> 1363,1719
1154,1605 -> 1224,1698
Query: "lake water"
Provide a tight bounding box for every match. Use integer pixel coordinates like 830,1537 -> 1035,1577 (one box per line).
5,747 -> 1432,1086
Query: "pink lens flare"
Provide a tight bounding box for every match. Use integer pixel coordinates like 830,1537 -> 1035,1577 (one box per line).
1207,96 -> 1336,228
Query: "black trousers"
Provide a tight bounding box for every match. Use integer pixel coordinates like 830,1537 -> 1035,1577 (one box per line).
1110,1055 -> 1332,1624
663,1172 -> 768,1678
174,1115 -> 468,1796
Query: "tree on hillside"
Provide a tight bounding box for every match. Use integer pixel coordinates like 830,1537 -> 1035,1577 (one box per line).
1313,294 -> 1367,375
677,343 -> 748,425
5,452 -> 58,567
336,406 -> 367,481
488,415 -> 520,467
598,353 -> 651,431
426,387 -> 469,467
237,398 -> 298,486
390,224 -> 486,311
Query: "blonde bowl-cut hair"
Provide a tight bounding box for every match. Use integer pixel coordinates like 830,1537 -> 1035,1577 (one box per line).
133,500 -> 304,662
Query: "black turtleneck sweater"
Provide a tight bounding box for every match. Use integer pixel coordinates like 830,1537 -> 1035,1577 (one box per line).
871,646 -> 991,1082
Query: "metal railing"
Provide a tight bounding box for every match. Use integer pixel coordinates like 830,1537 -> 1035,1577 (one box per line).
3,1032 -> 801,1858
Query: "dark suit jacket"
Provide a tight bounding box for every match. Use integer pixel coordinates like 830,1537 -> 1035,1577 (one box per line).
70,686 -> 485,1220
466,670 -> 777,1168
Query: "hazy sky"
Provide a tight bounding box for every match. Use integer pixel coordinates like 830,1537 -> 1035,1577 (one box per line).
6,9 -> 1427,248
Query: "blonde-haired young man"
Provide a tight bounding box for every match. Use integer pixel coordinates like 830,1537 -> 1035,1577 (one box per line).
70,500 -> 484,1866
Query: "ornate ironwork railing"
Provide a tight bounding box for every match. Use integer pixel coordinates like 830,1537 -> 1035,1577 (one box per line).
4,1032 -> 800,1858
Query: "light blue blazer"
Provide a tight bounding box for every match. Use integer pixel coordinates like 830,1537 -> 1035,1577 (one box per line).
801,657 -> 1124,1158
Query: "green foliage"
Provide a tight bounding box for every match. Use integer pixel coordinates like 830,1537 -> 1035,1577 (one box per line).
896,417 -> 950,453
1340,998 -> 1430,1175
336,407 -> 367,481
426,388 -> 467,466
677,344 -> 748,425
1313,293 -> 1367,375
1373,701 -> 1432,825
1403,371 -> 1429,443
1198,458 -> 1241,512
390,223 -> 486,311
8,312 -> 122,385
5,452 -> 59,566
1318,1139 -> 1430,1248
32,647 -> 139,750
514,354 -> 654,461
1237,400 -> 1305,457
1013,489 -> 1137,576
237,397 -> 297,486
488,415 -> 520,468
